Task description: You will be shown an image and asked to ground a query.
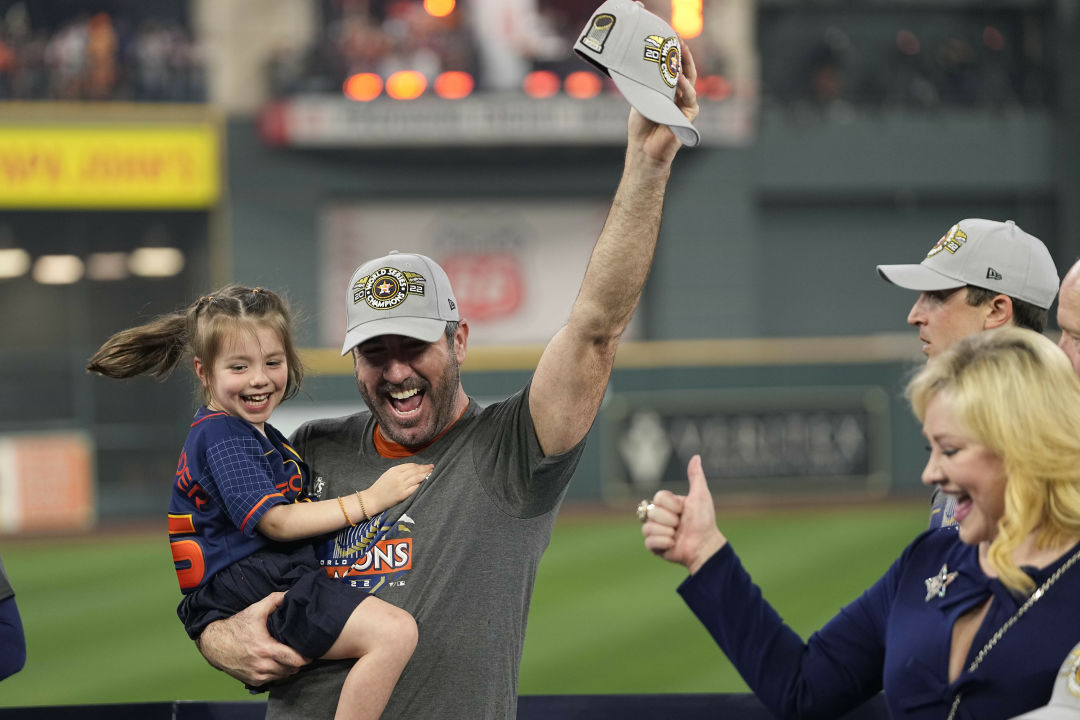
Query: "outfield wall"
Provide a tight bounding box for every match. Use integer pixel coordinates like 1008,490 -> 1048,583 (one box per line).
276,345 -> 930,506
1,105 -> 1073,524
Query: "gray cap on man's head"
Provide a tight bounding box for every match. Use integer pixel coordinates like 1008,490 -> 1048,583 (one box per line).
573,0 -> 700,147
341,251 -> 459,355
876,219 -> 1060,309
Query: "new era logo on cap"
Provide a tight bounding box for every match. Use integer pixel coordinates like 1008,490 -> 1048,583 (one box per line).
876,219 -> 1060,310
573,0 -> 700,147
341,251 -> 459,355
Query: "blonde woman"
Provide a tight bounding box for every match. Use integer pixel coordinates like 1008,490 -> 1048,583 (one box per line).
641,326 -> 1080,719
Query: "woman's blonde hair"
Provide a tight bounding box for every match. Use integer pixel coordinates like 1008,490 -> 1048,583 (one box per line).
906,326 -> 1080,593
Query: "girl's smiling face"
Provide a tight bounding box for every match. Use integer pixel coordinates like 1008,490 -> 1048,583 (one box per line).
194,325 -> 287,435
921,392 -> 1008,545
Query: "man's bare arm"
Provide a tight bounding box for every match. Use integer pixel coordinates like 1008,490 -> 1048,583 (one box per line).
195,591 -> 309,686
530,42 -> 700,456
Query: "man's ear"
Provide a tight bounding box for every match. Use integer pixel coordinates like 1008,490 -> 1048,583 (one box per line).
984,294 -> 1015,329
453,320 -> 469,365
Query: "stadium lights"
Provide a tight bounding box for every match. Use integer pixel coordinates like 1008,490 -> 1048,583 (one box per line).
0,248 -> 30,279
423,0 -> 455,18
386,70 -> 427,100
434,71 -> 474,99
33,255 -> 83,285
344,73 -> 383,102
671,0 -> 703,39
341,66 -> 728,103
522,70 -> 561,98
129,247 -> 185,278
564,71 -> 602,99
86,252 -> 130,281
0,248 -> 185,283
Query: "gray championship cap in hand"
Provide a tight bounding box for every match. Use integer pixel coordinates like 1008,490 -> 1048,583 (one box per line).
574,0 -> 700,147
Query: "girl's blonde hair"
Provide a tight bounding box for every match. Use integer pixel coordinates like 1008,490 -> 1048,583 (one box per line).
87,284 -> 304,404
906,326 -> 1080,593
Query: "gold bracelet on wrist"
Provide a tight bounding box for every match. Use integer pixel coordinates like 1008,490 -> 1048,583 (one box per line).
356,490 -> 368,521
337,496 -> 355,527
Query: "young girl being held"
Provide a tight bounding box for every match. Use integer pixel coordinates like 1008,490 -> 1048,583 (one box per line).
88,285 -> 428,720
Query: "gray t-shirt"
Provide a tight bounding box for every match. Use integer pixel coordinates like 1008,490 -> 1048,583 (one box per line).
267,386 -> 585,720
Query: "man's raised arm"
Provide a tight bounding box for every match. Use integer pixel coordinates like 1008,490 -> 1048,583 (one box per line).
529,42 -> 699,456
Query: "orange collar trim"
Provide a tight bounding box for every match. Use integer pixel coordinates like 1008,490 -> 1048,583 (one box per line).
373,403 -> 469,458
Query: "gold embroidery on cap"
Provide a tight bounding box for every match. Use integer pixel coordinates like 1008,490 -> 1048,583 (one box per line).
581,13 -> 615,53
644,34 -> 680,88
352,267 -> 426,309
926,224 -> 968,258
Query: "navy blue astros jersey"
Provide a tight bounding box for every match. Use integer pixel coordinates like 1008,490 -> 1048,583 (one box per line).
167,407 -> 309,593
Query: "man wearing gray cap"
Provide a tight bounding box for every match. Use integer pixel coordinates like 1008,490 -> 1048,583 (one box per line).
877,218 -> 1060,528
193,22 -> 700,720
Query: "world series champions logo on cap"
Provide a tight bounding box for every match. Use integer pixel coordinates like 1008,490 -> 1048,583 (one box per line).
926,223 -> 968,258
352,266 -> 427,310
581,12 -> 615,52
644,34 -> 680,88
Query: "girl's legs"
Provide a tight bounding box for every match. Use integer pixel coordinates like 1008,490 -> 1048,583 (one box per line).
321,595 -> 417,720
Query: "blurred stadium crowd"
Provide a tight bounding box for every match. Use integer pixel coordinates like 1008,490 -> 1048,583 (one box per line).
0,2 -> 204,102
0,0 -> 1051,109
759,3 -> 1053,115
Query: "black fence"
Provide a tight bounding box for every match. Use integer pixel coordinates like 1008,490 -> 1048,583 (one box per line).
0,694 -> 890,719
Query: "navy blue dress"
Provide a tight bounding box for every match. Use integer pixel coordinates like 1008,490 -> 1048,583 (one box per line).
678,528 -> 1080,719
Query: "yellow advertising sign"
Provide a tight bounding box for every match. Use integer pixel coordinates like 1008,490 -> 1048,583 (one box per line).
0,125 -> 219,208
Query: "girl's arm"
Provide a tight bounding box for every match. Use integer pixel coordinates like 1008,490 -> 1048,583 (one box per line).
258,462 -> 431,541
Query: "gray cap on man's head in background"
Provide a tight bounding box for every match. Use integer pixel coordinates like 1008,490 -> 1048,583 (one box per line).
573,0 -> 700,147
876,219 -> 1060,310
341,251 -> 459,355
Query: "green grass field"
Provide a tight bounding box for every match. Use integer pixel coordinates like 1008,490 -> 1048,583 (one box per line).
0,502 -> 926,707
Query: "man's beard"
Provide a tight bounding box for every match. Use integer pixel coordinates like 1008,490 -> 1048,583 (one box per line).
358,348 -> 461,451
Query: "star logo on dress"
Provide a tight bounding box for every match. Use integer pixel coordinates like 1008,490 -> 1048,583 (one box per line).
924,564 -> 959,601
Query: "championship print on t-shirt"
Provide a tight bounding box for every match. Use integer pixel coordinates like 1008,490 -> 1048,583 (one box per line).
318,511 -> 414,592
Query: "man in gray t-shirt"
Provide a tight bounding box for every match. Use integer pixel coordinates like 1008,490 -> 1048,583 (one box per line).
271,385 -> 582,718
194,36 -> 701,720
